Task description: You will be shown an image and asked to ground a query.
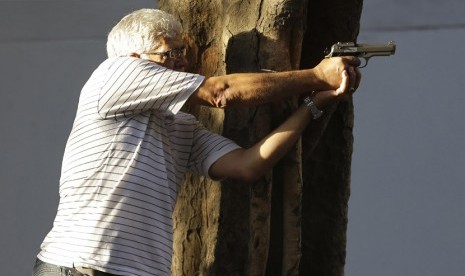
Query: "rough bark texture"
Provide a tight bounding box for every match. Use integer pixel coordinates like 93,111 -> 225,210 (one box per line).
158,1 -> 362,275
158,2 -> 226,275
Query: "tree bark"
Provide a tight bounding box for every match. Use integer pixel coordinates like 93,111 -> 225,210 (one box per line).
299,1 -> 363,275
158,1 -> 362,275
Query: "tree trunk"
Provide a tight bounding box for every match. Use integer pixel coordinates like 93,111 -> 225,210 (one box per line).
299,1 -> 363,275
158,1 -> 362,275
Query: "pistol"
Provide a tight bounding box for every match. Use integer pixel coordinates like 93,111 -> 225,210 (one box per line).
325,41 -> 396,68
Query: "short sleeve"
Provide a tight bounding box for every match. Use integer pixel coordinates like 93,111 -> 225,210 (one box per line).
97,57 -> 205,119
187,123 -> 242,179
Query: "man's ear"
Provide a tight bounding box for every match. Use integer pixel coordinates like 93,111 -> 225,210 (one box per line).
130,53 -> 141,58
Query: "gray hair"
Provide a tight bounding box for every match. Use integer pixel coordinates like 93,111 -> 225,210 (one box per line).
106,9 -> 183,58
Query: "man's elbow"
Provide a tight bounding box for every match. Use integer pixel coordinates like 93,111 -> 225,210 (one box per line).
197,77 -> 230,108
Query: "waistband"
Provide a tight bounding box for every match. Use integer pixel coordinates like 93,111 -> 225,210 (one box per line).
34,258 -> 117,276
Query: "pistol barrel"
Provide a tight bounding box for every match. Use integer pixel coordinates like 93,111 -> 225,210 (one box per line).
325,41 -> 396,59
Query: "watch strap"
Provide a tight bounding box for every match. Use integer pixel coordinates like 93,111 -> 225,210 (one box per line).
303,96 -> 323,119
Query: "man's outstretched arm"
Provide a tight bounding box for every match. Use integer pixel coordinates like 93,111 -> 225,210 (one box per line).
188,57 -> 361,108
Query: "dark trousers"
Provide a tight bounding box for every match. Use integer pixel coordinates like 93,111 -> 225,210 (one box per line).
32,258 -> 117,276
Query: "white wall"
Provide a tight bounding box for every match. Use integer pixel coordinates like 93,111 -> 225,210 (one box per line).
1,1 -> 464,275
347,0 -> 465,275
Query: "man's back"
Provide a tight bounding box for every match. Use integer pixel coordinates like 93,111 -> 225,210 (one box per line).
37,57 -> 239,275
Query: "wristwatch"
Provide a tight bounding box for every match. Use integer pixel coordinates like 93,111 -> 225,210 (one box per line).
303,96 -> 323,119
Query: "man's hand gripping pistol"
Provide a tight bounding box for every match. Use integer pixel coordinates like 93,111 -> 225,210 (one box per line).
325,41 -> 396,68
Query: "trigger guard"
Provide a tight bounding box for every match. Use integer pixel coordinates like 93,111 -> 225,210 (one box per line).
359,58 -> 368,68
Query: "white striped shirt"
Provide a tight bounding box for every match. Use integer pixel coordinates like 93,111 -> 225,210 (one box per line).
37,57 -> 241,276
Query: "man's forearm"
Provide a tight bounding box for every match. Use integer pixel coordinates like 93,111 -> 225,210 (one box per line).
242,105 -> 312,175
208,105 -> 313,181
219,70 -> 326,107
192,69 -> 321,108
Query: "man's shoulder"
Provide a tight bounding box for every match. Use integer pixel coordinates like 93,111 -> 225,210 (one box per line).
99,56 -> 146,68
96,56 -> 163,71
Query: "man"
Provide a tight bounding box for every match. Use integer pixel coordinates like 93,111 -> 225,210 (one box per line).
33,8 -> 360,276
